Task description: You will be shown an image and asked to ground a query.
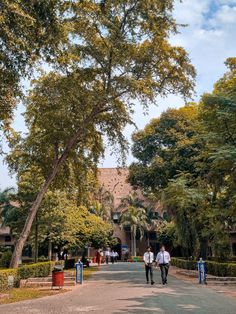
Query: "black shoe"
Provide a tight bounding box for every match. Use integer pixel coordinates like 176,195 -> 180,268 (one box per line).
146,281 -> 149,284
151,281 -> 155,285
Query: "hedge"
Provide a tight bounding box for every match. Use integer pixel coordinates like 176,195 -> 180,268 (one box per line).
171,258 -> 236,277
0,269 -> 18,291
0,261 -> 64,291
127,256 -> 143,262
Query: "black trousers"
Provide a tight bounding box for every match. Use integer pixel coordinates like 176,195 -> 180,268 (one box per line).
145,264 -> 154,283
159,263 -> 169,284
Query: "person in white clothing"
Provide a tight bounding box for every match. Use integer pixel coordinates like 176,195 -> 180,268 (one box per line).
156,245 -> 171,285
143,246 -> 155,285
111,250 -> 116,264
105,249 -> 110,264
114,251 -> 119,262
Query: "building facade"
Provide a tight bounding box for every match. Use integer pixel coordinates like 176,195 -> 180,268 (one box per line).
98,168 -> 161,258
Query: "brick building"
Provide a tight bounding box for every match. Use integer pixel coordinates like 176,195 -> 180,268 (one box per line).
98,168 -> 161,258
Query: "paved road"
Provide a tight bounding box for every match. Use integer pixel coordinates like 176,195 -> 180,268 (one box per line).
1,263 -> 236,314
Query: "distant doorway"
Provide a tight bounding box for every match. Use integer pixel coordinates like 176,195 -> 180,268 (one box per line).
112,238 -> 122,260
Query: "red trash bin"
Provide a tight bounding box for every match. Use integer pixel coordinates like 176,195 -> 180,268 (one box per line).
52,268 -> 64,288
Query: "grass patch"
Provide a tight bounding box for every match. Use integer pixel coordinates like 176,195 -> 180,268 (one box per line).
0,288 -> 67,305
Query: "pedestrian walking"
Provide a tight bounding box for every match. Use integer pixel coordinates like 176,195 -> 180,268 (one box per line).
111,250 -> 115,264
96,249 -> 102,267
143,246 -> 155,285
105,249 -> 110,264
156,245 -> 171,285
114,251 -> 119,262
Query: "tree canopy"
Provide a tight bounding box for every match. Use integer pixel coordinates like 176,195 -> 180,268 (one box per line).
0,0 -> 64,139
129,104 -> 201,193
7,0 -> 195,267
128,58 -> 236,259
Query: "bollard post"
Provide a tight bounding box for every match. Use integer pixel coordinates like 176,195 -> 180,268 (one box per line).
197,258 -> 206,284
79,261 -> 83,284
75,262 -> 79,284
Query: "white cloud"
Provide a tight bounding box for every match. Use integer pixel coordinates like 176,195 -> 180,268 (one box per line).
211,5 -> 236,25
171,0 -> 236,96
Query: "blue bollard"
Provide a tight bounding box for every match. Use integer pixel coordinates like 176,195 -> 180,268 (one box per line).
75,261 -> 83,284
79,261 -> 83,285
197,258 -> 206,284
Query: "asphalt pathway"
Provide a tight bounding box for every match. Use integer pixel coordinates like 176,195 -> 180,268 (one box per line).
0,263 -> 236,314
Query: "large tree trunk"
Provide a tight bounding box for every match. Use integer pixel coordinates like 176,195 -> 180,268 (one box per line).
10,110 -> 100,268
34,213 -> 38,263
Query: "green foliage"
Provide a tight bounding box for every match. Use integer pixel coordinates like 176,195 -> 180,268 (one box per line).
129,60 -> 236,259
130,256 -> 143,262
171,258 -> 236,277
0,187 -> 17,225
0,251 -> 13,268
129,104 -> 201,193
6,0 -> 195,267
171,258 -> 196,270
158,222 -> 177,249
120,203 -> 147,256
162,175 -> 205,255
0,261 -> 55,291
17,262 -> 52,279
5,189 -> 114,252
0,269 -> 18,291
0,0 -> 64,139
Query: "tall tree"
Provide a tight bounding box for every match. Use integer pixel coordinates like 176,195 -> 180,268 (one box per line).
129,104 -> 201,193
198,57 -> 236,257
0,0 -> 64,140
9,0 -> 195,267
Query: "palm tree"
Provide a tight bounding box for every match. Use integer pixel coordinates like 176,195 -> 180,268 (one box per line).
119,192 -> 144,210
92,186 -> 114,221
120,206 -> 147,256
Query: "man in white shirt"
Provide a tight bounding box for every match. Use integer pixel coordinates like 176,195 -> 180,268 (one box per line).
143,246 -> 155,285
114,251 -> 119,262
105,249 -> 110,264
156,245 -> 171,285
111,250 -> 116,264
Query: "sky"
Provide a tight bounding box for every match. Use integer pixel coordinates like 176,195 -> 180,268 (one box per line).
1,0 -> 236,189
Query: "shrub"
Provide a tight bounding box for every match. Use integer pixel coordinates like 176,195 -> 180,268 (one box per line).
17,262 -> 52,279
0,251 -> 12,268
0,261 -> 57,292
171,258 -> 236,277
131,256 -> 143,262
171,258 -> 197,270
0,269 -> 18,291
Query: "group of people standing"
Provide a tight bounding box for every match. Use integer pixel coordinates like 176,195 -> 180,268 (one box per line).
143,245 -> 171,285
96,249 -> 119,266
